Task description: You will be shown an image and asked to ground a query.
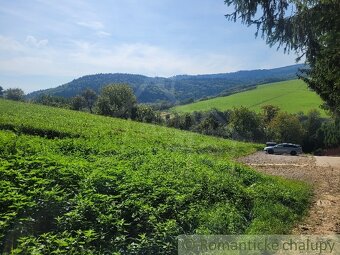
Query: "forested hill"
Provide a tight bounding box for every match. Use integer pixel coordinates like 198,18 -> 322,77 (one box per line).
27,64 -> 304,103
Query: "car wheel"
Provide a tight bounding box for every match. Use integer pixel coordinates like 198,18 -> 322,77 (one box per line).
290,151 -> 297,156
268,149 -> 274,154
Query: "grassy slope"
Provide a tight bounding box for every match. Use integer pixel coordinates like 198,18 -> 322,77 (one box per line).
173,79 -> 327,116
0,100 -> 311,254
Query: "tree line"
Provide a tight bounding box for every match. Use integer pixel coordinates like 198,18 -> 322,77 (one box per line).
1,84 -> 339,153
167,107 -> 340,154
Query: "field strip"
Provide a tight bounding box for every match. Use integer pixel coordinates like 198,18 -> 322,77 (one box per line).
248,90 -> 297,108
248,94 -> 286,108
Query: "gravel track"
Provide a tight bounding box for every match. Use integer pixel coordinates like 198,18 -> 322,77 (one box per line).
238,152 -> 340,234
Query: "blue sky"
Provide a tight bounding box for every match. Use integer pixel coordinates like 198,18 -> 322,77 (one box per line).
0,0 -> 300,93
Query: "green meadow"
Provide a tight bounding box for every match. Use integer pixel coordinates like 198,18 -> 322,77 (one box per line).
0,99 -> 311,254
173,79 -> 327,116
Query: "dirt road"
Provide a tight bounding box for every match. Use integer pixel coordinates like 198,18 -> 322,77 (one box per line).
238,152 -> 340,234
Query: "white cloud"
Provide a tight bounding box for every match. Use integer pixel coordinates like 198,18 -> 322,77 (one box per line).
25,35 -> 48,48
63,42 -> 246,76
0,35 -> 239,78
97,31 -> 111,37
0,35 -> 297,84
0,36 -> 24,51
76,21 -> 104,30
76,20 -> 111,38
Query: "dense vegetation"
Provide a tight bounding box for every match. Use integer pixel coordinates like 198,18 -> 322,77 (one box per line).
0,99 -> 311,254
26,65 -> 303,103
166,107 -> 340,153
172,79 -> 327,116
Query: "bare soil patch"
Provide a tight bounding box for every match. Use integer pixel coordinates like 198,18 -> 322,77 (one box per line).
238,152 -> 340,234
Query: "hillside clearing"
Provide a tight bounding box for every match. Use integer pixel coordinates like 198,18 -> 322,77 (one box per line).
172,79 -> 327,116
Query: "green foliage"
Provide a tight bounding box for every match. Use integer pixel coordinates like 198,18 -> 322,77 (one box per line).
133,104 -> 160,123
316,118 -> 340,148
246,176 -> 311,234
70,95 -> 86,111
0,100 -> 311,254
10,230 -> 99,254
4,88 -> 25,101
167,106 -> 336,151
96,84 -> 136,118
168,106 -> 336,151
194,109 -> 227,136
269,112 -> 305,144
297,1 -> 340,116
261,105 -> 280,124
81,88 -> 97,113
229,107 -> 265,142
34,94 -> 71,108
301,110 -> 323,152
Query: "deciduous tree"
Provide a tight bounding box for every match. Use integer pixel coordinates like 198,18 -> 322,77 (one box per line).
4,88 -> 25,101
81,88 -> 97,113
269,112 -> 305,144
96,84 -> 136,118
230,107 -> 265,141
261,105 -> 280,123
71,95 -> 85,111
134,104 -> 159,123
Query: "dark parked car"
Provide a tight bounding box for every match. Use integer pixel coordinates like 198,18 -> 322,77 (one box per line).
264,143 -> 302,156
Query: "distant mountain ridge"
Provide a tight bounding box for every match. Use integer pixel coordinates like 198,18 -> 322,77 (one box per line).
27,64 -> 304,103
